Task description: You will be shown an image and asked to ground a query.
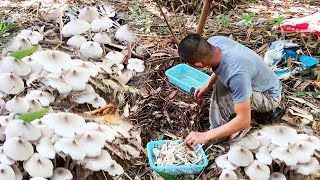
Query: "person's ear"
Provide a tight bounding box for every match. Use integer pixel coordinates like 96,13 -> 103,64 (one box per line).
194,62 -> 205,68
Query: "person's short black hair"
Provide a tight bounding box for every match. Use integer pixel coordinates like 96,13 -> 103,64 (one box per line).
178,34 -> 212,63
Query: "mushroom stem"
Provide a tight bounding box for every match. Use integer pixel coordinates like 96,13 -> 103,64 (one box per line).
76,164 -> 81,179
69,160 -> 77,170
64,156 -> 71,169
101,43 -> 106,56
58,16 -> 63,41
289,170 -> 294,180
284,166 -> 290,175
88,29 -> 92,41
280,162 -> 285,173
82,168 -> 91,180
127,42 -> 132,59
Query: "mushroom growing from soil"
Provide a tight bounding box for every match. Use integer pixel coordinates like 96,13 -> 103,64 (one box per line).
36,137 -> 55,159
63,67 -> 91,91
71,59 -> 100,77
292,141 -> 315,163
261,125 -> 298,146
294,157 -> 320,175
0,73 -> 24,94
0,146 -> 15,165
297,134 -> 320,150
255,146 -> 272,165
43,74 -> 72,94
88,94 -> 107,108
218,169 -> 238,180
61,19 -> 91,37
73,84 -> 95,104
23,153 -> 53,178
227,146 -> 253,167
67,35 -> 87,48
270,172 -> 287,180
91,17 -> 114,32
127,58 -> 145,73
82,149 -> 112,171
4,119 -> 41,141
51,167 -> 73,180
4,36 -> 32,53
26,90 -> 55,107
3,137 -> 34,161
0,56 -> 31,76
80,41 -> 103,59
12,165 -> 23,180
271,146 -> 298,166
244,160 -> 270,179
78,131 -> 106,157
5,97 -> 30,113
215,154 -> 238,170
105,160 -> 124,176
0,164 -> 15,180
78,6 -> 100,23
28,99 -> 43,112
54,138 -> 86,160
105,51 -> 125,65
19,30 -> 43,45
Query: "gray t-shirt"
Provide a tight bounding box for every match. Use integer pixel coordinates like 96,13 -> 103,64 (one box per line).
207,36 -> 282,103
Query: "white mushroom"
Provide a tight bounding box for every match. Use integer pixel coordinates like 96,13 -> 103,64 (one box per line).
23,153 -> 53,178
43,74 -> 72,94
67,35 -> 87,48
78,131 -> 106,157
93,32 -> 112,44
4,36 -> 32,52
119,144 -> 140,158
271,146 -> 298,166
63,67 -> 91,91
78,6 -> 99,23
215,154 -> 238,170
88,94 -> 107,108
31,119 -> 55,138
0,56 -> 31,76
3,137 -> 34,161
105,160 -> 124,176
31,50 -> 72,74
4,119 -> 41,141
88,124 -> 117,142
51,167 -> 73,180
218,169 -> 238,180
105,51 -> 125,64
91,16 -> 114,32
115,68 -> 134,84
232,135 -> 260,150
12,165 -> 22,180
0,164 -> 15,180
26,90 -> 55,107
292,141 -> 315,163
82,149 -> 112,171
80,41 -> 103,59
260,125 -> 298,146
294,157 -> 319,175
251,131 -> 272,147
28,99 -> 43,112
61,19 -> 91,37
244,160 -> 270,180
227,146 -> 253,167
0,146 -> 14,165
36,137 -> 55,159
42,112 -> 86,138
297,134 -> 320,150
24,59 -> 44,86
5,97 -> 30,113
256,146 -> 272,165
110,121 -> 133,138
30,178 -> 48,180
71,59 -> 100,77
0,73 -> 24,94
73,84 -> 96,104
127,58 -> 145,72
115,24 -> 136,43
54,138 -> 86,160
19,30 -> 43,45
270,172 -> 287,180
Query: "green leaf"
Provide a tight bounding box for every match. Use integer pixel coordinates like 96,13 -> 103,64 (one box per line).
317,49 -> 320,54
210,178 -> 217,180
19,108 -> 49,123
157,172 -> 176,180
158,134 -> 165,140
288,91 -> 308,96
10,46 -> 38,60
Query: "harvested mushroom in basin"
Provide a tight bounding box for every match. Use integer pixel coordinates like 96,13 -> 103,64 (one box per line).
153,141 -> 203,166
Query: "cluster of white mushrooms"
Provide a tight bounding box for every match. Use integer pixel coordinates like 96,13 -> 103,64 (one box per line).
153,141 -> 203,166
0,4 -> 143,179
216,125 -> 320,180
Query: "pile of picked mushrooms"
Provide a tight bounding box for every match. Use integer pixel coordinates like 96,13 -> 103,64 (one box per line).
153,141 -> 203,166
216,125 -> 320,180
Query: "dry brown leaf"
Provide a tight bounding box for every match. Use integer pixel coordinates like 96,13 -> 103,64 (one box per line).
166,90 -> 178,100
288,109 -> 313,121
296,81 -> 311,91
282,115 -> 295,124
315,81 -> 320,90
255,43 -> 269,53
289,106 -> 309,115
151,52 -> 171,57
123,103 -> 130,117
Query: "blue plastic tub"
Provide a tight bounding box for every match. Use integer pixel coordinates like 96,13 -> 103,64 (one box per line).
147,140 -> 208,176
165,64 -> 210,94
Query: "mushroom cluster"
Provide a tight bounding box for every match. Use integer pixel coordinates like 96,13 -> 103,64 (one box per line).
0,112 -> 141,179
216,125 -> 320,180
153,141 -> 203,166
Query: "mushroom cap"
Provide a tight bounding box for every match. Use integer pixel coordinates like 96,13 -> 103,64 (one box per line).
227,146 -> 253,167
298,134 -> 320,151
91,16 -> 114,32
78,130 -> 106,157
23,153 -> 53,178
29,178 -> 48,180
61,19 -> 91,37
78,6 -> 99,23
127,58 -> 145,72
115,68 -> 134,84
0,146 -> 15,165
115,24 -> 136,43
51,167 -> 73,180
93,32 -> 112,44
218,169 -> 238,180
98,124 -> 118,141
232,135 -> 260,150
256,146 -> 272,165
12,165 -> 23,180
244,160 -> 270,180
98,61 -> 114,74
292,141 -> 315,163
31,120 -> 55,138
99,5 -> 115,17
252,131 -> 272,147
25,60 -> 44,86
215,154 -> 237,170
119,144 -> 140,158
82,149 -> 112,171
43,74 -> 72,94
0,73 -> 24,94
105,160 -> 124,176
261,125 -> 298,146
0,164 -> 15,180
105,51 -> 125,65
26,90 -> 55,107
294,157 -> 319,175
5,97 -> 30,113
73,84 -> 96,104
31,50 -> 72,74
28,99 -> 43,112
271,146 -> 298,166
4,36 -> 32,53
63,67 -> 91,91
67,35 -> 87,48
54,138 -> 86,160
19,30 -> 43,45
110,121 -> 133,138
0,56 -> 31,76
36,137 -> 55,159
71,59 -> 100,77
89,94 -> 107,108
269,172 -> 287,180
3,137 -> 34,161
4,119 -> 41,141
42,112 -> 86,138
80,41 -> 103,59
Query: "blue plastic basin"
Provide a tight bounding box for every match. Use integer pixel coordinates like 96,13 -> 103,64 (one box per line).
165,64 -> 210,94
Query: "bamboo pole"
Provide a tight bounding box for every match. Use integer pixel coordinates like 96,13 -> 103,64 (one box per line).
196,0 -> 213,34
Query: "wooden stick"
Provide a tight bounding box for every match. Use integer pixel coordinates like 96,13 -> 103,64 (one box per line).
154,0 -> 180,44
83,103 -> 116,115
196,0 -> 213,34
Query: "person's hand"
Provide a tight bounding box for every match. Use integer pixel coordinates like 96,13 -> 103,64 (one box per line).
184,131 -> 209,146
194,83 -> 210,104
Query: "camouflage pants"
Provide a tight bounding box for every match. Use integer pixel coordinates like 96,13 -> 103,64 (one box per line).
209,80 -> 281,129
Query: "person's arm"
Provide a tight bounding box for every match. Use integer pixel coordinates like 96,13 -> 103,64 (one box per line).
194,72 -> 217,104
206,72 -> 217,87
185,100 -> 251,146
